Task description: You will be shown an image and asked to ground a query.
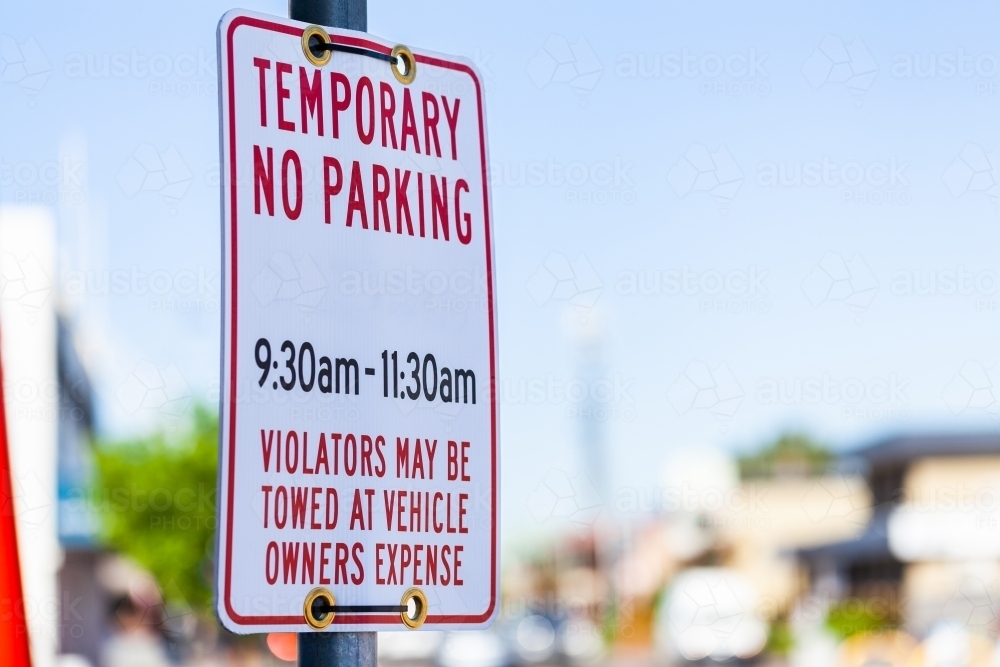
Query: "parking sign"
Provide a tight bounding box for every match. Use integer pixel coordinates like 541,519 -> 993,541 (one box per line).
215,9 -> 498,633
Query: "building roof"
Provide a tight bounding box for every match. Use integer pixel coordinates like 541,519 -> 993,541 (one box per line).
801,432 -> 1000,569
798,505 -> 892,565
850,432 -> 1000,471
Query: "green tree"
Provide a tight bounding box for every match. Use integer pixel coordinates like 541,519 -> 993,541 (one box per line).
92,406 -> 218,613
737,433 -> 832,480
765,617 -> 795,656
826,598 -> 895,639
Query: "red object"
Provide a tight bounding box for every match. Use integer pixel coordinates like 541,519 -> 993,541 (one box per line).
266,633 -> 297,662
0,338 -> 31,666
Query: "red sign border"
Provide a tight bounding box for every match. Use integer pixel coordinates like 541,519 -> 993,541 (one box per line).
218,12 -> 498,629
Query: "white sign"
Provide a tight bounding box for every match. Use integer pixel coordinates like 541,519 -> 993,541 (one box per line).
215,9 -> 498,633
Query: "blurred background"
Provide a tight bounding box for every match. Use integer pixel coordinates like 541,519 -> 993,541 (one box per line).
4,0 -> 1000,665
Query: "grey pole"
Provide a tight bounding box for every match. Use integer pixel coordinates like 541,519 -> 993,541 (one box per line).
298,632 -> 378,667
290,0 -> 366,31
286,0 -> 374,658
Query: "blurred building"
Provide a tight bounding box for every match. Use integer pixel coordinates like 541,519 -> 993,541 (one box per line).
55,316 -> 110,667
505,431 -> 1000,665
1,205 -> 109,667
800,433 -> 1000,638
640,445 -> 872,661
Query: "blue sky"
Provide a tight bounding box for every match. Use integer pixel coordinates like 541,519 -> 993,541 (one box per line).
3,0 -> 1000,539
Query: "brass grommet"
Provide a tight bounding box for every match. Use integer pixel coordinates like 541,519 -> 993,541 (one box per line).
400,587 -> 428,629
301,25 -> 332,67
390,45 -> 417,84
303,587 -> 336,629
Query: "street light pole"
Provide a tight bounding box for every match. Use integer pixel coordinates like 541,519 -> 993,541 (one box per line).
286,0 -> 373,659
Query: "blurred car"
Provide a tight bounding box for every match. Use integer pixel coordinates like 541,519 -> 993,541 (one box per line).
654,567 -> 768,663
379,630 -> 445,665
438,630 -> 510,667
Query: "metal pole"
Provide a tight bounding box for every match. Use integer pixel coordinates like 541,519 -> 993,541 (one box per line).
287,0 -> 372,655
290,0 -> 366,31
298,632 -> 377,667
